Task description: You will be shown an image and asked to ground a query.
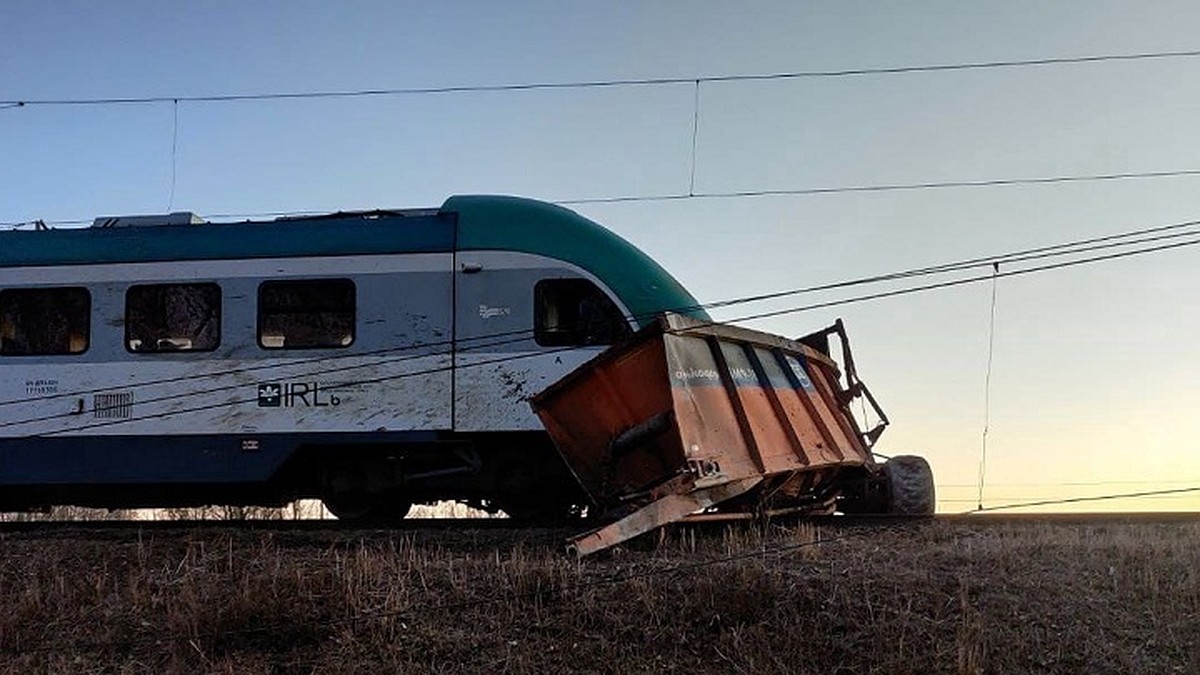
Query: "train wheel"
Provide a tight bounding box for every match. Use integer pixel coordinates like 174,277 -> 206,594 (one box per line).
323,491 -> 412,522
883,455 -> 936,515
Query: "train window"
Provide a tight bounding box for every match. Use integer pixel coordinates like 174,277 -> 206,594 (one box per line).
258,279 -> 355,349
0,287 -> 90,356
125,283 -> 221,353
534,279 -> 631,347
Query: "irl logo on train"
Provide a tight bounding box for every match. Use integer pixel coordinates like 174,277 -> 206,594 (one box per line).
257,382 -> 342,408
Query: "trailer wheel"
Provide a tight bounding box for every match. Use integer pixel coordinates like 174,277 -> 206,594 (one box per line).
883,455 -> 935,515
323,491 -> 412,522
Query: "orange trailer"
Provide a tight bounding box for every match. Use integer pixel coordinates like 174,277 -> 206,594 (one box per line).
530,313 -> 933,556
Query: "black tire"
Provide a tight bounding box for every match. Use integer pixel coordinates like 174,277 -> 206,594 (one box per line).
883,455 -> 935,515
323,491 -> 412,522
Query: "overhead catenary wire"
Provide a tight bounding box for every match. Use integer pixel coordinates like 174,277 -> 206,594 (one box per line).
553,168 -> 1200,205
12,169 -> 1200,229
5,46 -> 1200,229
716,234 -> 1200,326
12,227 -> 1200,439
944,495 -> 1200,503
695,218 -> 1200,313
5,46 -> 1200,108
966,485 -> 1200,513
2,220 -> 1200,429
0,40 -> 1190,520
941,479 -> 1200,488
22,341 -> 619,437
5,213 -> 1196,415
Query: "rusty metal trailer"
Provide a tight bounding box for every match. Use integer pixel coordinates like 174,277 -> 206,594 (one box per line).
531,313 -> 934,556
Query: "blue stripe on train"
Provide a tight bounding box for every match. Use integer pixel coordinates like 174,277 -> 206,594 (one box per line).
0,213 -> 455,268
0,431 -> 437,485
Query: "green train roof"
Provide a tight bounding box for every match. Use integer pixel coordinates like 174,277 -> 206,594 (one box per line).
0,195 -> 707,325
448,196 -> 705,324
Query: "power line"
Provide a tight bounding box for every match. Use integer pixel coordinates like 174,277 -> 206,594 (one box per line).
0,331 -> 524,411
555,168 -> 1200,205
7,46 -> 1200,230
722,234 -> 1200,325
941,479 -> 1200,488
1,335 -> 530,434
6,47 -> 1200,108
699,219 -> 1200,318
967,486 -> 1200,512
944,494 -> 1199,503
11,169 -> 1200,230
13,226 -> 1199,438
22,339 -> 645,438
6,212 -> 1196,413
2,213 -> 1200,425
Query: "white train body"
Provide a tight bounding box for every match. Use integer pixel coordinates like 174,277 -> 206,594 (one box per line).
0,196 -> 704,518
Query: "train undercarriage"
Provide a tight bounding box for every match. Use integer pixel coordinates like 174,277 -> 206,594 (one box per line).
0,431 -> 587,522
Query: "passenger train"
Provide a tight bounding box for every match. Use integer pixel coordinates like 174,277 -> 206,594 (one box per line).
0,195 -> 706,519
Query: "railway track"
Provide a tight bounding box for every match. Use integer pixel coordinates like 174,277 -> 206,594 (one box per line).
0,510 -> 1195,535
0,516 -> 539,535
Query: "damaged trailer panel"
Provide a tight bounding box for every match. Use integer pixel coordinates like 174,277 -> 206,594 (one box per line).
531,313 -> 913,557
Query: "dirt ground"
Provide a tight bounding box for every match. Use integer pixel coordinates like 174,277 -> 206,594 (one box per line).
0,517 -> 1196,674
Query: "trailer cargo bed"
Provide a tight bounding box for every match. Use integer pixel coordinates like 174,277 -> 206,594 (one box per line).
531,313 -> 895,556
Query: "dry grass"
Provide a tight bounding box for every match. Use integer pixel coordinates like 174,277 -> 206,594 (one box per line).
0,519 -> 1196,673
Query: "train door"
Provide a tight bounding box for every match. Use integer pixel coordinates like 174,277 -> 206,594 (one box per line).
452,252 -> 631,431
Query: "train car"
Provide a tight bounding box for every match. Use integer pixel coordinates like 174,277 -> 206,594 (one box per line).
0,195 -> 705,520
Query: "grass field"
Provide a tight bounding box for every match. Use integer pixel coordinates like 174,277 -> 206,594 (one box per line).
0,518 -> 1196,674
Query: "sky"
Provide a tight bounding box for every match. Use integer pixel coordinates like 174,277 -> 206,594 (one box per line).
3,1 -> 1200,512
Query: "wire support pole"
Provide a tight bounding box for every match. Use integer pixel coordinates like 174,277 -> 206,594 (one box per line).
167,99 -> 179,212
977,262 -> 1000,510
688,79 -> 701,197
